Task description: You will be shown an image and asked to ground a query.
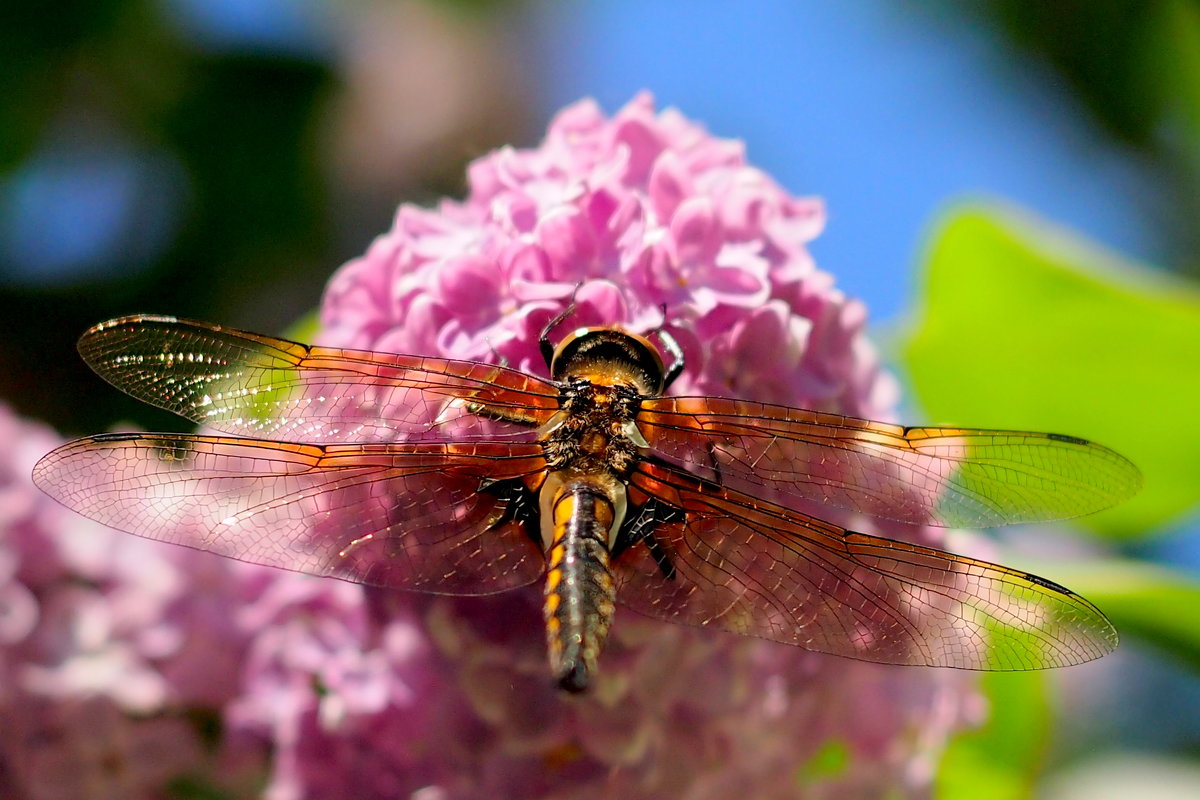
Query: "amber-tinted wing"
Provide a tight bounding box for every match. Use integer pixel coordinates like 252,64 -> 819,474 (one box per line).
33,433 -> 548,595
638,396 -> 1142,529
615,460 -> 1117,669
78,316 -> 562,443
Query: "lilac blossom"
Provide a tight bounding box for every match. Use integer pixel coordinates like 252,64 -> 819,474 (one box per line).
0,403 -> 268,798
299,93 -> 981,799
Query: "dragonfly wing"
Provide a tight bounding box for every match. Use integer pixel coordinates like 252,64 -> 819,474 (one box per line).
78,315 -> 561,443
33,434 -> 548,595
638,396 -> 1142,528
613,459 -> 1118,669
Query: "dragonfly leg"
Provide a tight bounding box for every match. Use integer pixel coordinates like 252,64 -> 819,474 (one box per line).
612,496 -> 682,580
539,290 -> 584,370
479,477 -> 542,549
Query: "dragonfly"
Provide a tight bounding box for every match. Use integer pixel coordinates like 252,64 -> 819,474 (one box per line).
33,312 -> 1142,692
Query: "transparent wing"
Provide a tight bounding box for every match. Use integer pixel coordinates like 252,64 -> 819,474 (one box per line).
78,315 -> 562,443
638,396 -> 1142,529
614,459 -> 1118,669
33,433 -> 548,595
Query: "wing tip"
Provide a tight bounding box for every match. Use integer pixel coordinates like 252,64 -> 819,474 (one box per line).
30,450 -> 57,494
30,443 -> 84,506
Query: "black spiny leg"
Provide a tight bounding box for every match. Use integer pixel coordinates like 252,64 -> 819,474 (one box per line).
479,478 -> 542,549
657,327 -> 685,391
539,290 -> 584,370
648,304 -> 686,390
464,401 -> 544,427
612,497 -> 684,580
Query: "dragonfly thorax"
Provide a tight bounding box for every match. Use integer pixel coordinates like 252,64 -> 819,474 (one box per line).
545,380 -> 646,477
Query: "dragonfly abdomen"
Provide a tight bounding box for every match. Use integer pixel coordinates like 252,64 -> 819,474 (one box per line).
542,479 -> 618,693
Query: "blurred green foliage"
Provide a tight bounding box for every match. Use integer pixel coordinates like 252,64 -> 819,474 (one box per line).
937,671 -> 1050,800
973,0 -> 1200,265
1061,559 -> 1200,672
904,205 -> 1200,537
908,204 -> 1200,798
796,739 -> 850,782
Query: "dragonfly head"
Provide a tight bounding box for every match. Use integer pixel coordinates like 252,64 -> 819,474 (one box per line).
550,327 -> 667,396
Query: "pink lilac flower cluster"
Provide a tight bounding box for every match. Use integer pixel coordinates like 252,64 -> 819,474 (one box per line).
305,93 -> 982,798
0,407 -> 274,800
0,403 -> 222,797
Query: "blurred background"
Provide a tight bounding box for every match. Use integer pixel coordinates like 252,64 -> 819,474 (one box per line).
2,1 -> 1198,797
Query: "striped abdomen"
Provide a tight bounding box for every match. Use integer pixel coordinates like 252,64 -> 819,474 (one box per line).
542,479 -> 619,693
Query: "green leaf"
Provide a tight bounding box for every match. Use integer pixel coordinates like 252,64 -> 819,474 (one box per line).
283,309 -> 320,344
797,738 -> 850,781
1050,558 -> 1200,672
902,203 -> 1200,537
1141,0 -> 1200,160
936,671 -> 1049,800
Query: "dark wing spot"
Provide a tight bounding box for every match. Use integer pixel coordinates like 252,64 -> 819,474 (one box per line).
1046,433 -> 1090,446
1023,572 -> 1074,596
90,432 -> 143,443
152,438 -> 196,464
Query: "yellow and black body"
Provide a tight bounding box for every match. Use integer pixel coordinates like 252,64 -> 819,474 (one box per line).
535,326 -> 668,692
